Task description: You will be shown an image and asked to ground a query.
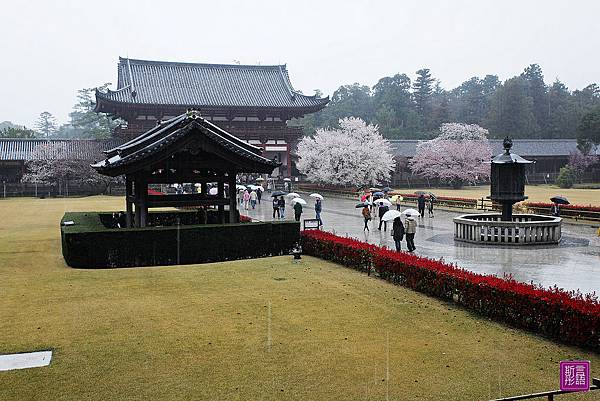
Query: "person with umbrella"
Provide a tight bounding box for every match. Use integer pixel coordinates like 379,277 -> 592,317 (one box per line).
293,198 -> 303,222
417,193 -> 426,218
404,211 -> 417,252
256,186 -> 262,204
550,196 -> 569,217
378,201 -> 389,231
362,205 -> 372,231
315,198 -> 323,227
250,189 -> 258,209
278,195 -> 286,219
392,216 -> 405,251
428,194 -> 435,218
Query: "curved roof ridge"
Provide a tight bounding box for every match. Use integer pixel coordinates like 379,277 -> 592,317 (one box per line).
118,56 -> 285,70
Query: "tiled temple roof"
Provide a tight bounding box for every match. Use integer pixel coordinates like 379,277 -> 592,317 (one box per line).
0,138 -> 125,161
96,57 -> 329,111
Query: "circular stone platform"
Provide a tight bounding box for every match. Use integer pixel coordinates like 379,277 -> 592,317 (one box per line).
453,213 -> 562,245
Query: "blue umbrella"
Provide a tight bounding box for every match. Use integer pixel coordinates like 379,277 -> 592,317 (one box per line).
373,191 -> 384,197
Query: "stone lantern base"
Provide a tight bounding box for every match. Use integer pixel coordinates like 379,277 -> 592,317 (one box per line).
453,213 -> 561,245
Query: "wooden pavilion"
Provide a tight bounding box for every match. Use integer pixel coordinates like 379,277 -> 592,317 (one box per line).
92,110 -> 279,228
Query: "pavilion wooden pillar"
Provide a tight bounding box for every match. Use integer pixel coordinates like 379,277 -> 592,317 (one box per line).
228,170 -> 237,223
125,177 -> 133,228
139,178 -> 148,227
217,177 -> 225,224
133,180 -> 141,228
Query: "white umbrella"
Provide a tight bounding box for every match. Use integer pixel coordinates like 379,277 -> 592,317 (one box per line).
286,192 -> 300,198
236,185 -> 246,190
373,198 -> 392,207
401,208 -> 419,217
248,185 -> 261,191
291,197 -> 307,205
209,187 -> 218,195
310,193 -> 324,200
255,177 -> 265,182
283,178 -> 292,182
381,210 -> 402,222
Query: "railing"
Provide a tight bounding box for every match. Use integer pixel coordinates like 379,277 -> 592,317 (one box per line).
489,377 -> 600,400
454,213 -> 562,245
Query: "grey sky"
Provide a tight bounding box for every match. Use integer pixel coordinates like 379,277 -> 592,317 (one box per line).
1,0 -> 598,128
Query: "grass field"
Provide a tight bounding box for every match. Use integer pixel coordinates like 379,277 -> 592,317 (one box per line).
397,184 -> 600,206
1,196 -> 599,400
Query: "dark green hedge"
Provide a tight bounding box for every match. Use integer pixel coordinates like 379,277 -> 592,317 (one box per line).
61,212 -> 300,268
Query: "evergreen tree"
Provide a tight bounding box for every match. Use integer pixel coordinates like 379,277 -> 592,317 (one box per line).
372,74 -> 419,137
486,77 -> 537,137
577,106 -> 600,146
0,126 -> 37,138
521,64 -> 548,136
412,68 -> 435,128
65,83 -> 120,138
35,111 -> 58,138
546,80 -> 578,138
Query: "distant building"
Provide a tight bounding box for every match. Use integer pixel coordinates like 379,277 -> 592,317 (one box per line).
0,138 -> 124,182
94,57 -> 329,177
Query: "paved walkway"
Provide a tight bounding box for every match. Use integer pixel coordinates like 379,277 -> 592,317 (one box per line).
243,193 -> 600,294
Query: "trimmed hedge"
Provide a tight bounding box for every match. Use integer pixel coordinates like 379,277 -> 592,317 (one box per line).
301,230 -> 600,350
61,211 -> 299,268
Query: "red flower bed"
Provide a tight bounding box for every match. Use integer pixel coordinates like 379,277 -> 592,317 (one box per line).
524,202 -> 600,213
239,215 -> 252,223
301,230 -> 600,350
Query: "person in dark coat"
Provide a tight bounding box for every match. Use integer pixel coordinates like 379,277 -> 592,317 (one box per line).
272,196 -> 280,219
315,198 -> 323,227
551,203 -> 561,217
378,203 -> 389,231
417,194 -> 426,218
392,217 -> 405,251
256,187 -> 262,204
278,196 -> 286,219
293,201 -> 303,222
428,196 -> 434,217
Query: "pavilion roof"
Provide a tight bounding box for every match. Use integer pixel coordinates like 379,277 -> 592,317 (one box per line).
92,111 -> 279,176
95,57 -> 329,112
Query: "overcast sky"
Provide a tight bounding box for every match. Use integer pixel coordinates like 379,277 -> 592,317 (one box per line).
1,0 -> 598,128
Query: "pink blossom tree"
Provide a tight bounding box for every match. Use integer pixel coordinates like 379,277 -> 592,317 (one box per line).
567,150 -> 598,181
409,123 -> 491,188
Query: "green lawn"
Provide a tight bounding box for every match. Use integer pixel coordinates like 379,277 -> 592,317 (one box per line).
0,196 -> 598,400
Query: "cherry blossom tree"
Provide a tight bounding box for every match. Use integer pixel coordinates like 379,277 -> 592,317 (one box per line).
296,117 -> 395,186
409,123 -> 491,188
22,142 -> 116,189
567,149 -> 598,181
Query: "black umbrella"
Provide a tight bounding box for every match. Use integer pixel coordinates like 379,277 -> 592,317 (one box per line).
382,186 -> 392,192
428,192 -> 437,200
414,190 -> 428,195
355,202 -> 371,208
271,190 -> 287,197
550,196 -> 570,205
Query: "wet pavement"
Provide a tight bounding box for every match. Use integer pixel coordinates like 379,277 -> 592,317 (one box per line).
244,193 -> 600,294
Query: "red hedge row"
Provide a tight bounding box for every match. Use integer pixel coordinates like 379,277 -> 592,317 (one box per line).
301,230 -> 600,350
524,202 -> 600,213
397,193 -> 479,204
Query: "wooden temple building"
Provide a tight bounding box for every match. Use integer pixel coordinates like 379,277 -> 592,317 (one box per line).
92,110 -> 279,228
95,57 -> 329,177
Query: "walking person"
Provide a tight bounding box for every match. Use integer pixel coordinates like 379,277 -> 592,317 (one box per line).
362,205 -> 371,231
267,181 -> 272,193
243,189 -> 250,210
395,195 -> 402,211
278,196 -> 286,219
250,190 -> 257,209
428,196 -> 434,218
550,202 -> 561,217
293,200 -> 303,222
392,217 -> 405,251
404,212 -> 417,252
378,203 -> 389,231
272,196 -> 280,219
417,194 -> 426,218
315,198 -> 323,227
256,187 -> 262,204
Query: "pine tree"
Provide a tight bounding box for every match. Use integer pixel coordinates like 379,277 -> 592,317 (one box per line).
521,64 -> 548,136
35,111 -> 58,138
413,68 -> 435,128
